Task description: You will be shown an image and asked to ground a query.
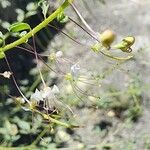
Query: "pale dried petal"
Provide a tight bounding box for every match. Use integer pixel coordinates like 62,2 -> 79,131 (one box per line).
71,63 -> 80,77
2,71 -> 12,78
30,89 -> 43,102
52,85 -> 60,94
56,51 -> 63,58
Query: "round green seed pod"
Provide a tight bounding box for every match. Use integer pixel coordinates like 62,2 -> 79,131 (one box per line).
100,29 -> 116,49
113,36 -> 135,52
123,36 -> 135,47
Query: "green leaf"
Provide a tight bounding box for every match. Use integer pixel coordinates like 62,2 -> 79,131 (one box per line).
9,22 -> 31,33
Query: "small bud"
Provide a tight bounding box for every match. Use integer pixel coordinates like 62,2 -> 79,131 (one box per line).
100,29 -> 116,49
123,36 -> 135,47
56,51 -> 63,58
49,52 -> 56,61
113,36 -> 135,52
0,71 -> 12,78
16,97 -> 25,104
107,110 -> 115,117
65,73 -> 73,81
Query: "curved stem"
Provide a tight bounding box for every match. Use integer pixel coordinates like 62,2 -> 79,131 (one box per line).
98,50 -> 133,60
4,56 -> 30,104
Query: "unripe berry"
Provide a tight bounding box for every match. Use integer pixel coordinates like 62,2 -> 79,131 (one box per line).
113,36 -> 135,52
123,36 -> 135,47
100,29 -> 116,49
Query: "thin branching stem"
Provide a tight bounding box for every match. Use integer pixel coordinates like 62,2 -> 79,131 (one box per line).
48,24 -> 86,46
71,3 -> 97,37
32,36 -> 46,87
69,17 -> 100,42
4,56 -> 30,104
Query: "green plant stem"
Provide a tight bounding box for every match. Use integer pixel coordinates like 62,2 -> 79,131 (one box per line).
35,109 -> 77,128
31,126 -> 49,145
0,0 -> 74,53
0,145 -> 35,150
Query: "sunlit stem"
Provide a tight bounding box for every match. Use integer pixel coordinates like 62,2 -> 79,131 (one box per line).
48,24 -> 86,46
35,109 -> 78,128
69,17 -> 99,42
98,50 -> 133,60
71,3 -> 97,38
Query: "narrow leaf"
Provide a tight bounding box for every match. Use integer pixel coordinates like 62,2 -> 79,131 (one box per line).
9,22 -> 31,33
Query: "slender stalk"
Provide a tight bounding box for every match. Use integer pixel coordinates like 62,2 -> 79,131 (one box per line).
71,3 -> 97,37
48,24 -> 86,46
4,56 -> 30,104
69,17 -> 99,42
32,36 -> 46,87
31,126 -> 49,145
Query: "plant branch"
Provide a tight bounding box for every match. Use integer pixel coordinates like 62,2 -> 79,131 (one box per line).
0,0 -> 74,53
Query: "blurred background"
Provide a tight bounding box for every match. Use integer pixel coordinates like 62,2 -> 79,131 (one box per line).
0,0 -> 150,149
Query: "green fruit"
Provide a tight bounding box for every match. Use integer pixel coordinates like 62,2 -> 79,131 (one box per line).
113,36 -> 135,52
100,29 -> 116,49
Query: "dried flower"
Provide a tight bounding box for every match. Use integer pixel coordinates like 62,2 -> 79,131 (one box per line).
52,85 -> 60,94
71,63 -> 80,78
56,51 -> 63,58
30,89 -> 43,102
0,71 -> 12,78
49,51 -> 63,61
30,85 -> 61,110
